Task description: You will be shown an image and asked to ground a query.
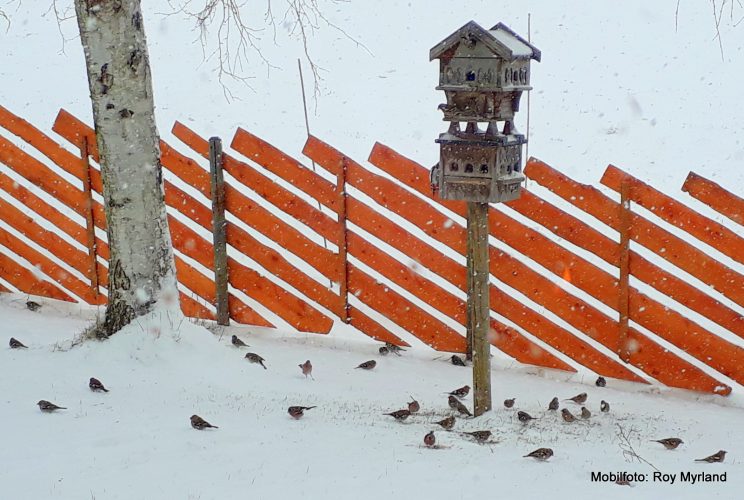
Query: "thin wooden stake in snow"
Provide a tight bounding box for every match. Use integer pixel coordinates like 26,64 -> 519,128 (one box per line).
209,137 -> 229,326
79,135 -> 99,301
337,156 -> 350,322
618,181 -> 631,362
467,201 -> 492,416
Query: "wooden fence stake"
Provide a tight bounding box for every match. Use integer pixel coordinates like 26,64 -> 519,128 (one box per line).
618,181 -> 631,362
80,136 -> 99,301
209,137 -> 229,326
467,201 -> 491,416
337,156 -> 350,322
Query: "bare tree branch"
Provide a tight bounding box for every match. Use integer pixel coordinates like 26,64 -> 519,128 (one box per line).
44,0 -> 77,54
615,424 -> 659,472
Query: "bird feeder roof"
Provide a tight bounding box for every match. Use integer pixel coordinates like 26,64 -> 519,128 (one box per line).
429,21 -> 541,62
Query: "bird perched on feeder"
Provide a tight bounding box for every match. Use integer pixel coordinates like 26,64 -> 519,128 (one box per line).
450,355 -> 466,366
524,448 -> 554,461
565,392 -> 587,404
600,400 -> 610,413
561,408 -> 576,423
190,414 -> 218,430
26,301 -> 41,312
288,406 -> 316,419
448,395 -> 472,417
652,438 -> 683,450
385,342 -> 406,356
596,376 -> 606,387
37,400 -> 65,412
517,411 -> 537,423
462,430 -> 491,443
9,337 -> 27,349
435,416 -> 456,430
379,346 -> 390,356
356,360 -> 376,370
408,396 -> 420,414
424,431 -> 436,448
89,377 -> 108,392
580,407 -> 591,419
244,353 -> 267,369
384,409 -> 411,421
503,398 -> 515,408
231,335 -> 249,347
299,360 -> 313,379
448,385 -> 470,399
695,450 -> 726,463
548,397 -> 559,411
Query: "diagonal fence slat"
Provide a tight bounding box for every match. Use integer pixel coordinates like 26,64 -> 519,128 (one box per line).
682,172 -> 744,227
0,251 -> 73,302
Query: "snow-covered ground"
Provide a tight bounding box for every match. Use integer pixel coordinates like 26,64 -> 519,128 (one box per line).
1,294 -> 742,499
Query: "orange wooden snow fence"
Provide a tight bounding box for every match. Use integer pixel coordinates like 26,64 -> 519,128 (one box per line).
1,105 -> 743,396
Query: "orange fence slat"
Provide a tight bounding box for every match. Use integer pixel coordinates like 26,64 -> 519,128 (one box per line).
349,231 -> 574,371
179,292 -> 216,321
682,171 -> 744,226
527,158 -> 744,309
347,305 -> 409,346
0,251 -> 74,302
602,165 -> 744,265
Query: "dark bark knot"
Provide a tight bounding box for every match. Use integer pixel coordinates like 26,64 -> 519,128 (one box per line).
132,11 -> 142,31
127,49 -> 142,73
98,63 -> 113,95
119,109 -> 134,119
109,197 -> 131,209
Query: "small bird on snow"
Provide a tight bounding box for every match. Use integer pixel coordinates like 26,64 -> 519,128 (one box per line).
407,396 -> 420,414
244,352 -> 267,369
26,301 -> 41,312
424,431 -> 436,447
379,346 -> 390,356
435,416 -> 456,430
524,448 -> 554,461
299,360 -> 313,379
517,411 -> 537,423
356,360 -> 376,370
288,406 -> 316,419
9,337 -> 27,349
462,430 -> 491,443
695,450 -> 726,463
385,342 -> 406,356
580,407 -> 591,419
548,397 -> 559,411
191,414 -> 218,429
89,377 -> 108,392
231,335 -> 249,347
450,355 -> 466,366
448,395 -> 472,417
503,398 -> 515,408
37,400 -> 65,412
384,409 -> 411,421
595,376 -> 606,387
652,438 -> 683,450
561,408 -> 576,423
565,392 -> 587,404
448,385 -> 470,399
600,400 -> 610,413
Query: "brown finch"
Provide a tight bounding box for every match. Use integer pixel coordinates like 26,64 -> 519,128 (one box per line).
407,396 -> 420,414
561,408 -> 576,422
384,409 -> 411,421
288,406 -> 316,419
435,416 -> 456,430
384,342 -> 406,355
462,430 -> 491,442
580,407 -> 591,419
231,335 -> 249,347
9,337 -> 27,349
190,414 -> 218,429
299,360 -> 313,379
448,385 -> 470,399
37,400 -> 65,412
652,438 -> 683,450
503,398 -> 515,408
356,360 -> 376,370
548,397 -> 559,410
517,411 -> 537,423
26,301 -> 41,312
379,346 -> 390,356
524,448 -> 553,461
424,431 -> 436,447
450,355 -> 466,366
565,392 -> 587,404
244,353 -> 267,369
595,376 -> 606,387
448,395 -> 472,417
89,377 -> 108,392
600,400 -> 610,413
695,450 -> 726,463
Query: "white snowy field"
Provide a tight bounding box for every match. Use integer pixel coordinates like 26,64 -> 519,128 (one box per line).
1,293 -> 743,500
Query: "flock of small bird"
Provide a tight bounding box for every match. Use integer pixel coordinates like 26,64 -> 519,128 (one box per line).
10,331 -> 728,472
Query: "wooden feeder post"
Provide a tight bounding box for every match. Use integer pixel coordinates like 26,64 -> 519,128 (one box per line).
430,21 -> 541,417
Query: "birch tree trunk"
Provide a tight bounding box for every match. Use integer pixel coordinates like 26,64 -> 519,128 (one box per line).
74,0 -> 179,337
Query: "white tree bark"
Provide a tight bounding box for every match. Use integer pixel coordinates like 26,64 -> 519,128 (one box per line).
74,0 -> 179,337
